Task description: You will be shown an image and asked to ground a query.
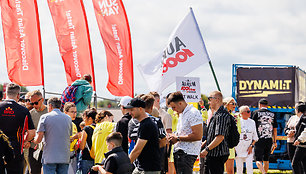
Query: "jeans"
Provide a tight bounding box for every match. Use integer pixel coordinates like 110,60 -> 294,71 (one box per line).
205,155 -> 229,174
78,159 -> 94,174
173,150 -> 197,174
132,167 -> 161,174
42,163 -> 69,174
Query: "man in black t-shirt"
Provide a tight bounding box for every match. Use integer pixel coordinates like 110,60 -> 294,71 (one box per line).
251,98 -> 277,174
116,96 -> 132,154
0,83 -> 35,173
125,98 -> 161,174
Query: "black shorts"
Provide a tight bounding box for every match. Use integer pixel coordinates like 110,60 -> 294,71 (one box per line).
254,138 -> 273,161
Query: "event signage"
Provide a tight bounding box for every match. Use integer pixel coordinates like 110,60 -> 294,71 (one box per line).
47,0 -> 96,90
176,77 -> 201,103
236,67 -> 297,107
138,8 -> 210,93
1,0 -> 44,86
92,0 -> 134,97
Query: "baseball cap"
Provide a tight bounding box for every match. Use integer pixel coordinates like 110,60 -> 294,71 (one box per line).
259,98 -> 268,105
123,98 -> 146,109
119,96 -> 132,107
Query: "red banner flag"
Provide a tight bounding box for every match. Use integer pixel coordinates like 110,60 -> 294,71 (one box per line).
1,0 -> 44,86
92,0 -> 133,97
47,0 -> 96,90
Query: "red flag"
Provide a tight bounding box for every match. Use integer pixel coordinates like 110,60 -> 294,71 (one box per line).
47,0 -> 96,90
1,0 -> 44,86
92,0 -> 133,97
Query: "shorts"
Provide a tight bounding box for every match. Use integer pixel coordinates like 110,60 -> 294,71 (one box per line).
254,138 -> 273,161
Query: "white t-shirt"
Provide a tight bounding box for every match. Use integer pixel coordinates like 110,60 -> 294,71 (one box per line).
174,104 -> 202,156
235,118 -> 258,158
158,108 -> 172,130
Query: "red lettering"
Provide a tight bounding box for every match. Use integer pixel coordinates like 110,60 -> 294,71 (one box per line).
162,49 -> 194,74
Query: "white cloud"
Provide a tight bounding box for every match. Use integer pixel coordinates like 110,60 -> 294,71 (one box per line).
0,0 -> 305,99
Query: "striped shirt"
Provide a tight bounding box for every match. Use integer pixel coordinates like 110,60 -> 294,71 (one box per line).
206,106 -> 231,157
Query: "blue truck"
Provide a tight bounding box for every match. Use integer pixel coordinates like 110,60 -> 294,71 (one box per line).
231,64 -> 306,170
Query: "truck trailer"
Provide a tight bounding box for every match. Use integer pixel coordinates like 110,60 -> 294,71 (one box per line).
232,64 -> 306,170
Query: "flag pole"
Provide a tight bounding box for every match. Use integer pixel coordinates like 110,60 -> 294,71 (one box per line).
208,61 -> 221,92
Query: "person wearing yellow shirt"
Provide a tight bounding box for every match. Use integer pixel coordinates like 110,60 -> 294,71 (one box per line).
90,110 -> 116,164
63,102 -> 79,174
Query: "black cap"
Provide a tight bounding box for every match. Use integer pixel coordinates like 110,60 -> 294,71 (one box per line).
123,98 -> 146,109
259,98 -> 268,105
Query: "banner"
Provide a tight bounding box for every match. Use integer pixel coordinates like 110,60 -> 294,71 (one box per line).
92,0 -> 133,97
1,0 -> 44,86
138,8 -> 210,93
47,0 -> 96,90
176,77 -> 201,103
236,67 -> 296,107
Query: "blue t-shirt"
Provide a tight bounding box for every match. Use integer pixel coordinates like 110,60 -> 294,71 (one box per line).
37,109 -> 72,164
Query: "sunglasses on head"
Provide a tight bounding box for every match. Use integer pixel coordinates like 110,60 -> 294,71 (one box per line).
30,98 -> 42,105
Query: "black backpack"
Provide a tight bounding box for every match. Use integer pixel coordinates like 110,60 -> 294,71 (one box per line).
226,115 -> 240,148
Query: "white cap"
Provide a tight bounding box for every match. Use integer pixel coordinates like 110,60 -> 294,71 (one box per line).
119,96 -> 132,107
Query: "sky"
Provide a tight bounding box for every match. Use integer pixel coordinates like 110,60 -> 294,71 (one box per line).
0,0 -> 305,100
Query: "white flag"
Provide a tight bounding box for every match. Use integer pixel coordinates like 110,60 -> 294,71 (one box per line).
138,8 -> 210,93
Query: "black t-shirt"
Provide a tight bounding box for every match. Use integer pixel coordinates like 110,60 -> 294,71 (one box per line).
137,117 -> 161,171
116,113 -> 132,154
73,117 -> 83,132
251,108 -> 277,139
148,114 -> 166,139
103,147 -> 132,174
82,124 -> 95,160
0,100 -> 35,159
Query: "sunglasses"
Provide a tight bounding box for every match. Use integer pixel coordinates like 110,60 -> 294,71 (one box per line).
25,99 -> 30,102
30,98 -> 42,105
245,110 -> 251,113
208,97 -> 217,101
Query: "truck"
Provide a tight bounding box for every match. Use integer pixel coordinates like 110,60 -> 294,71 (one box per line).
231,64 -> 306,170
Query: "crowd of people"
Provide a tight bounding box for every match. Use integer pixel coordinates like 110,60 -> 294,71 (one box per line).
0,81 -> 306,174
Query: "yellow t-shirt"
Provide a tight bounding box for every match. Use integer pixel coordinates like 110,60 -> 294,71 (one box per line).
167,108 -> 178,132
90,121 -> 115,164
70,122 -> 78,152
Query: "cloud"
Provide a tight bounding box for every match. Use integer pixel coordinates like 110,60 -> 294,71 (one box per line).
0,0 -> 305,100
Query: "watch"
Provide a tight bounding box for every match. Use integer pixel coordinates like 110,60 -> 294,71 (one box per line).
205,146 -> 210,152
250,144 -> 254,148
177,136 -> 180,142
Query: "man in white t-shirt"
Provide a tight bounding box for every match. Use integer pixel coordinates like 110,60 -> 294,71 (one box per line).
167,91 -> 203,174
235,106 -> 258,174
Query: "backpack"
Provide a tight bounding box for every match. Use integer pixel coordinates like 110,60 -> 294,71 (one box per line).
226,115 -> 240,148
60,85 -> 80,110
